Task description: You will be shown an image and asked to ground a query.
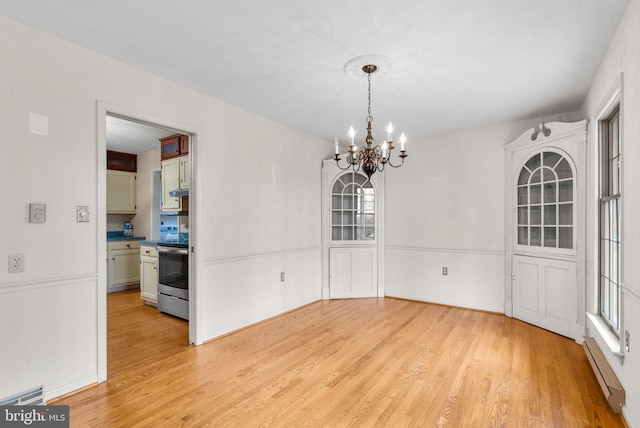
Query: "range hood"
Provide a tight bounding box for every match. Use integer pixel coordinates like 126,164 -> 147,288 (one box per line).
168,189 -> 189,197
164,192 -> 189,216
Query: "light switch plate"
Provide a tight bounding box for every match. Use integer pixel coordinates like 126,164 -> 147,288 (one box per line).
29,112 -> 48,135
77,205 -> 90,222
29,203 -> 46,223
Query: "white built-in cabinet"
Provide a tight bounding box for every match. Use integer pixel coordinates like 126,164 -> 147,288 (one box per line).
505,120 -> 586,341
139,245 -> 158,305
322,160 -> 384,299
161,156 -> 189,212
107,240 -> 140,293
106,170 -> 136,214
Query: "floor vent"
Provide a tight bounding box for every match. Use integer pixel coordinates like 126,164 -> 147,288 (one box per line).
583,337 -> 625,413
0,385 -> 46,406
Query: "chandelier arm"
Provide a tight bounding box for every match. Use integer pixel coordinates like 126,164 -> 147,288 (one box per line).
334,153 -> 358,171
386,153 -> 407,168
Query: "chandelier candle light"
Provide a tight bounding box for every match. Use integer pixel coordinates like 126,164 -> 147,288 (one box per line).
334,61 -> 407,179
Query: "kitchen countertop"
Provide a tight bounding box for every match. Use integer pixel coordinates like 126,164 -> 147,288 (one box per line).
139,240 -> 161,246
107,231 -> 146,242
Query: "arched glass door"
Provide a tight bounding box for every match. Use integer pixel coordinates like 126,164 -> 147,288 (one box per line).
516,151 -> 574,251
331,172 -> 376,241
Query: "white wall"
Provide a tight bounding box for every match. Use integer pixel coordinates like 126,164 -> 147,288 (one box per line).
0,16 -> 329,401
384,113 -> 581,312
581,0 -> 639,425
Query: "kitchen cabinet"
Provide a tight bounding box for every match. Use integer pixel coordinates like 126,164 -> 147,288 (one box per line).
107,240 -> 140,292
107,170 -> 136,214
179,156 -> 190,189
161,156 -> 189,212
107,150 -> 137,172
160,134 -> 189,160
140,245 -> 158,305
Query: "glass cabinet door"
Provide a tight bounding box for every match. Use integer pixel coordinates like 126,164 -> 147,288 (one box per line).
516,151 -> 574,250
331,172 -> 375,241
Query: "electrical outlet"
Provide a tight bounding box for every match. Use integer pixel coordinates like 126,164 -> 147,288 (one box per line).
442,267 -> 448,276
8,254 -> 24,273
280,272 -> 285,282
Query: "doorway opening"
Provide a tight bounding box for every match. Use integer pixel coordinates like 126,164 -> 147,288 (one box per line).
99,104 -> 197,383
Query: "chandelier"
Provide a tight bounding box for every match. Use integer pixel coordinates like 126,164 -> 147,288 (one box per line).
334,61 -> 407,179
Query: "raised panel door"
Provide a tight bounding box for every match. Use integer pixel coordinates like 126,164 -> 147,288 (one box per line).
107,170 -> 136,214
329,247 -> 377,298
512,255 -> 576,338
179,156 -> 189,190
161,158 -> 181,211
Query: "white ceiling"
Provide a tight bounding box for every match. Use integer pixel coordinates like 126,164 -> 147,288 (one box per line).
0,1 -> 630,147
106,116 -> 176,154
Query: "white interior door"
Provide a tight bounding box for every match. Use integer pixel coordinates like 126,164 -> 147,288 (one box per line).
505,121 -> 586,341
329,247 -> 377,298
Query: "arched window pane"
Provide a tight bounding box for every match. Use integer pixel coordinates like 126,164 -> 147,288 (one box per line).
556,159 -> 572,179
331,172 -> 376,241
517,151 -> 573,250
543,152 -> 562,168
531,170 -> 542,183
543,168 -> 556,182
526,153 -> 541,170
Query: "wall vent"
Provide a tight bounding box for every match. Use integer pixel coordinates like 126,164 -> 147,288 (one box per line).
0,385 -> 46,406
583,337 -> 625,413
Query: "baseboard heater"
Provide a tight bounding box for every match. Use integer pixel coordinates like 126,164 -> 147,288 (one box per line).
583,337 -> 624,413
0,385 -> 46,406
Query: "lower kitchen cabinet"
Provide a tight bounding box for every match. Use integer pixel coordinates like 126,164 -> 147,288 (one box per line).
107,241 -> 140,292
140,245 -> 158,305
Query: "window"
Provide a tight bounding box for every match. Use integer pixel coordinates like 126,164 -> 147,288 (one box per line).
599,106 -> 621,334
516,151 -> 574,249
331,172 -> 375,241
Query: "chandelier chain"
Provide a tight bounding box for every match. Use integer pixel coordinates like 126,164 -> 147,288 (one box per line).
366,72 -> 373,123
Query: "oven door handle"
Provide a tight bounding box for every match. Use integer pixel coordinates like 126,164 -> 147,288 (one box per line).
156,246 -> 189,255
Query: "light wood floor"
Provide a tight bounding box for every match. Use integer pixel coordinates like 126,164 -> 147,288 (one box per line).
53,290 -> 624,427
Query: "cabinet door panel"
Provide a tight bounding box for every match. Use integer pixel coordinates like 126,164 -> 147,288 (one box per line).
161,158 -> 181,211
179,156 -> 190,190
107,171 -> 136,213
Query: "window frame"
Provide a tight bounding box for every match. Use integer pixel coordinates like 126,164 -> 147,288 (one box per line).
598,105 -> 622,335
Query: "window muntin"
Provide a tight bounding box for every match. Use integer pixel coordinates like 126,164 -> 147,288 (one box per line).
599,106 -> 621,334
331,172 -> 375,241
517,151 -> 574,249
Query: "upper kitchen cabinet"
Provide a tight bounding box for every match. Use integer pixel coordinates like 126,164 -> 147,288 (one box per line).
107,170 -> 137,214
107,150 -> 137,172
160,134 -> 189,160
179,156 -> 190,190
161,157 -> 189,212
107,150 -> 137,214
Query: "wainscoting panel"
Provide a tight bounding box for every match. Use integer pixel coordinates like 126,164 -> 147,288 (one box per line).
385,246 -> 505,313
200,248 -> 322,341
0,274 -> 99,402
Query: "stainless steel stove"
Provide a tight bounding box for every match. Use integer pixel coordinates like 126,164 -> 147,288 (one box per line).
156,240 -> 188,320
